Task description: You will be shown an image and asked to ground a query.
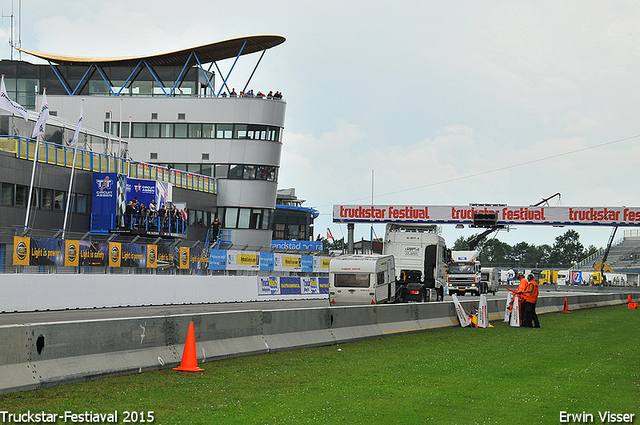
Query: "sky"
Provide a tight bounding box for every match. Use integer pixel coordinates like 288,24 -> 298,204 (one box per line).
3,0 -> 640,251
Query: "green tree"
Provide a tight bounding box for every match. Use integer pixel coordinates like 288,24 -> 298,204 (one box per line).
550,229 -> 585,267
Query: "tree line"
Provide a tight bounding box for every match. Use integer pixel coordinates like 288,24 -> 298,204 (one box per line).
319,229 -> 601,269
452,229 -> 600,269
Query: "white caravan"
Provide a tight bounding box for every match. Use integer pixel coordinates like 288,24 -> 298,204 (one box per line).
329,254 -> 396,306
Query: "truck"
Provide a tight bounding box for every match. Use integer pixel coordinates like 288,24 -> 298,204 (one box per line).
381,223 -> 448,302
447,250 -> 482,296
328,254 -> 396,306
480,267 -> 500,295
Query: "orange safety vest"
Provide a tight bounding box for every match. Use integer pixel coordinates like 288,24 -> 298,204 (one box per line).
517,277 -> 528,301
523,279 -> 539,303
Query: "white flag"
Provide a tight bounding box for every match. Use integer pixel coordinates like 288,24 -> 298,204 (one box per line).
0,75 -> 29,121
69,103 -> 83,146
31,89 -> 49,139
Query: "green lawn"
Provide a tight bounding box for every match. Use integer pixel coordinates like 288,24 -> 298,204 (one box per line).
1,304 -> 639,424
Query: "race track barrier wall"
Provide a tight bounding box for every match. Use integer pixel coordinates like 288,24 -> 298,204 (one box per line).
0,292 -> 628,394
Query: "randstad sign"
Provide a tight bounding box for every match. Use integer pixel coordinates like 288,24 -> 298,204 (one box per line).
333,204 -> 640,227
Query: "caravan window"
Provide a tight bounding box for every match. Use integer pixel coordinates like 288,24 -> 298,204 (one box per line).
334,273 -> 370,288
377,271 -> 385,286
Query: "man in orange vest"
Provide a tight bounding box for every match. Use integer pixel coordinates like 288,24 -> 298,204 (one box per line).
516,272 -> 528,323
520,273 -> 540,328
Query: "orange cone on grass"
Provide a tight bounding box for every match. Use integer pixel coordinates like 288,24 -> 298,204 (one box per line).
173,321 -> 204,372
627,294 -> 632,304
561,297 -> 570,313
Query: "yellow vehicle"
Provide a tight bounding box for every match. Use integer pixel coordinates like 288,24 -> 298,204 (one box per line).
539,270 -> 558,285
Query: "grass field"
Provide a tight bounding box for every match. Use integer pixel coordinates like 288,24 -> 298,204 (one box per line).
1,304 -> 639,424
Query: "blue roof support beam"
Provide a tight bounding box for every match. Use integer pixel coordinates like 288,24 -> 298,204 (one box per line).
242,49 -> 266,94
216,39 -> 247,97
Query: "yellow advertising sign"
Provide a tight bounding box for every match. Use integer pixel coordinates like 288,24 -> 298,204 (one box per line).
13,236 -> 30,266
283,256 -> 300,267
237,253 -> 258,265
108,242 -> 121,268
65,240 -> 80,267
147,244 -> 158,268
321,258 -> 331,269
180,247 -> 190,269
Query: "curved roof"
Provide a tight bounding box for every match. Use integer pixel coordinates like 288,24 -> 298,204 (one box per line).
17,35 -> 285,67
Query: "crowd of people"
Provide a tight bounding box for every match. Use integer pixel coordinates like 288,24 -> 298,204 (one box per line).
221,88 -> 283,99
124,197 -> 188,234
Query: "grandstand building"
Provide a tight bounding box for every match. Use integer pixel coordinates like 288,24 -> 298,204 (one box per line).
0,35 -> 292,250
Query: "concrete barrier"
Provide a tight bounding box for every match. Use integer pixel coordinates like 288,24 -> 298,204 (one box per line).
0,292 -> 628,394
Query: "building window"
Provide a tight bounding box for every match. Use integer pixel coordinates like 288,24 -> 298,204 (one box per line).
132,123 -> 146,138
147,123 -> 160,138
54,190 -> 65,211
160,123 -> 173,138
150,153 -> 158,160
217,124 -> 233,139
174,123 -> 188,138
188,123 -> 202,138
15,185 -> 28,207
178,113 -> 186,120
1,183 -> 14,206
151,113 -> 158,120
202,153 -> 210,161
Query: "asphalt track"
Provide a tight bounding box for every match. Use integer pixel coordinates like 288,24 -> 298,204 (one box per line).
0,289 -> 589,326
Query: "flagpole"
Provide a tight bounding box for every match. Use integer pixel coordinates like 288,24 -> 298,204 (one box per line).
25,87 -> 49,230
23,137 -> 38,229
62,100 -> 84,239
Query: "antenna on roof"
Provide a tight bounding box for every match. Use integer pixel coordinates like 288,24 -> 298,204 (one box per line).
1,0 -> 21,61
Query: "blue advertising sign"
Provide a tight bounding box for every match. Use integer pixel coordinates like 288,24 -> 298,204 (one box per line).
280,277 -> 302,295
91,173 -> 118,232
271,240 -> 323,252
301,255 -> 314,273
319,277 -> 329,294
126,178 -> 156,208
30,238 -> 65,266
260,252 -> 275,271
209,249 -> 227,270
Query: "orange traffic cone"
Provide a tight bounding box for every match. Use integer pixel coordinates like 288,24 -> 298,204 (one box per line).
628,302 -> 638,309
561,297 -> 570,313
173,322 -> 204,372
627,294 -> 632,304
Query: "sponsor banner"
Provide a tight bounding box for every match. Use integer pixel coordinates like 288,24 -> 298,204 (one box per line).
65,240 -> 80,267
271,240 -> 323,252
209,249 -> 227,270
28,238 -> 65,266
260,252 -> 274,271
126,178 -> 156,207
92,173 -> 118,232
190,248 -> 209,270
147,245 -> 157,268
280,277 -> 302,295
120,243 -> 146,268
275,254 -> 302,272
315,257 -> 331,273
108,242 -> 121,268
178,247 -> 190,269
13,236 -> 30,266
301,255 -> 314,273
333,204 -> 640,227
258,276 -> 280,295
79,241 -> 107,267
301,277 -> 319,294
157,245 -> 173,269
318,277 -> 329,294
226,251 -> 260,271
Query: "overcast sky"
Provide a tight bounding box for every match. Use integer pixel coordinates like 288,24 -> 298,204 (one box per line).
4,0 -> 640,251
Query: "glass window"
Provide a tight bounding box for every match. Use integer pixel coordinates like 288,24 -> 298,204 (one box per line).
243,165 -> 256,180
225,208 -> 239,228
196,210 -> 204,227
147,123 -> 160,138
187,164 -> 201,174
201,164 -> 213,177
217,124 -> 232,139
334,273 -> 371,288
228,165 -> 244,179
41,188 -> 53,210
1,183 -> 14,205
121,122 -> 130,138
275,223 -> 285,239
250,209 -> 262,229
160,123 -> 173,138
188,123 -> 202,138
175,123 -> 187,138
15,185 -> 28,207
132,123 -> 146,138
234,124 -> 247,139
238,208 -> 251,229
54,191 -> 65,211
214,208 -> 224,227
203,124 -> 215,138
188,209 -> 197,226
215,164 -> 228,178
262,209 -> 272,230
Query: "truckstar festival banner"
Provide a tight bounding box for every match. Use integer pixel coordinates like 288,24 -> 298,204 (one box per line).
333,204 -> 640,227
